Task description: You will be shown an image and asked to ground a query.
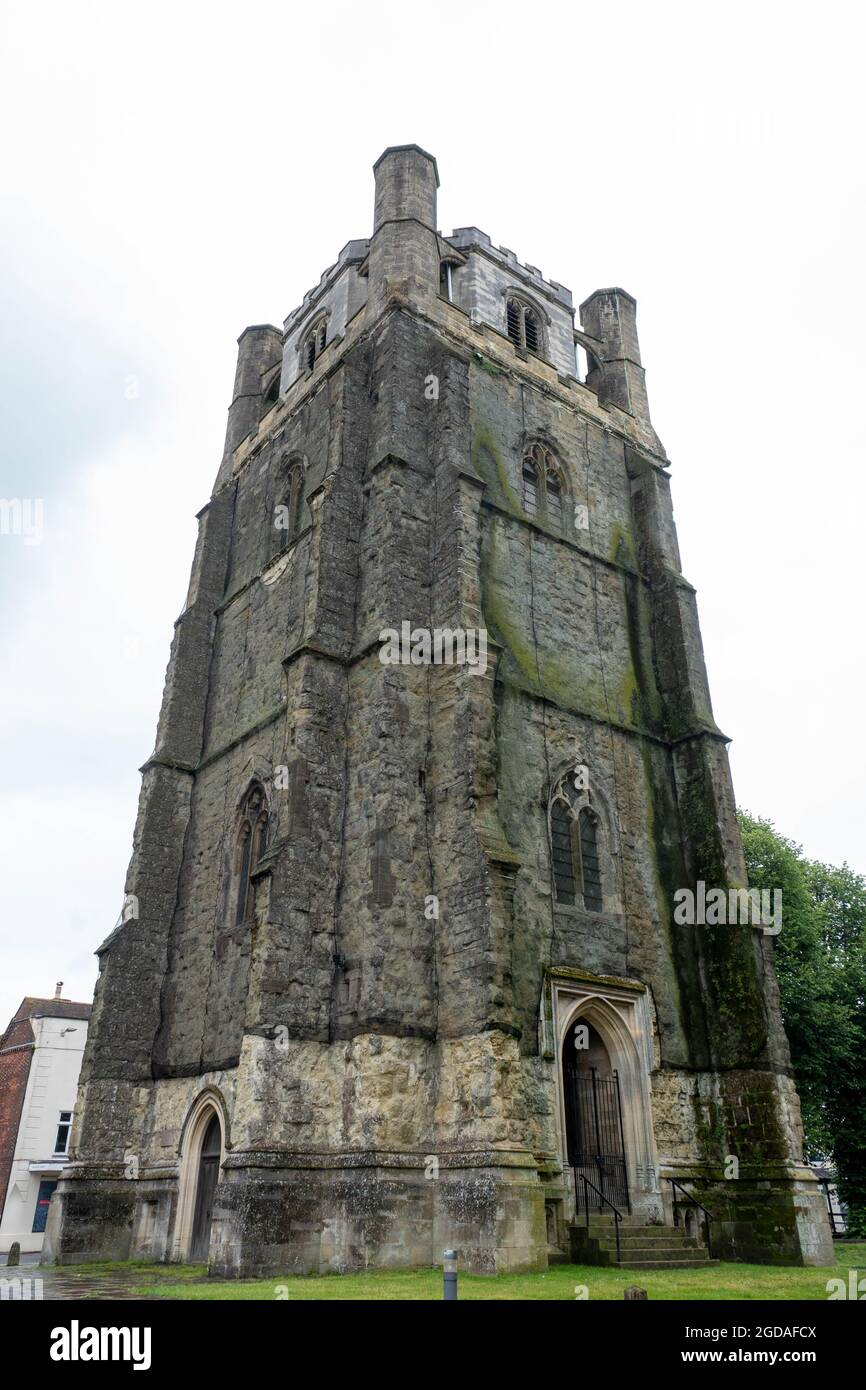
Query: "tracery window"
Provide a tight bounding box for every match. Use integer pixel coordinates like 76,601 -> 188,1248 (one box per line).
235,783 -> 269,925
550,770 -> 604,912
303,318 -> 327,371
272,457 -> 304,554
506,297 -> 542,355
522,442 -> 566,533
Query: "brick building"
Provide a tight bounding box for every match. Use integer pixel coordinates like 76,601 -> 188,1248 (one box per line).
0,988 -> 90,1254
45,147 -> 831,1274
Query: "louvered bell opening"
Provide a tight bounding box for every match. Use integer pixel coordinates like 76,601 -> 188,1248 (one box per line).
524,309 -> 540,354
317,323 -> 326,354
579,809 -> 603,912
305,334 -> 316,370
551,799 -> 576,904
506,299 -> 522,348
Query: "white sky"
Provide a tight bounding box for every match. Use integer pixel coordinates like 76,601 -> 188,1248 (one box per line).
1,0 -> 863,1027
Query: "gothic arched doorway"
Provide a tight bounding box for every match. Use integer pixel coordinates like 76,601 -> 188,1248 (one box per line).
190,1113 -> 221,1262
562,1020 -> 630,1213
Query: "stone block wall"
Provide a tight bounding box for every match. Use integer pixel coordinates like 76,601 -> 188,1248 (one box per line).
47,146 -> 833,1275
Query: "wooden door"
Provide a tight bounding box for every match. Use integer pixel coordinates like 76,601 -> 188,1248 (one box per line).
190,1114 -> 221,1262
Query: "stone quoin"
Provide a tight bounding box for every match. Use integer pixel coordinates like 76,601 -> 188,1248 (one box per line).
44,146 -> 832,1274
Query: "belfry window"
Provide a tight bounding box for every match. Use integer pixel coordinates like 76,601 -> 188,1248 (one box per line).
235,783 -> 269,925
550,771 -> 605,913
522,442 -> 566,533
439,261 -> 455,302
303,319 -> 327,372
506,297 -> 542,356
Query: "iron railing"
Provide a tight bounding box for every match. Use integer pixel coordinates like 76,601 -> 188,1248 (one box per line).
668,1178 -> 714,1259
580,1173 -> 624,1262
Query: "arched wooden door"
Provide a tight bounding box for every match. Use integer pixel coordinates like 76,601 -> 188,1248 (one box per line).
190,1113 -> 221,1262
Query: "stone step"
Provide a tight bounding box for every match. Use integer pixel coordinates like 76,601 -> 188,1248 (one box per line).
573,1224 -> 703,1244
618,1259 -> 719,1270
597,1245 -> 710,1259
577,1214 -> 652,1226
569,1219 -> 715,1269
590,1238 -> 707,1254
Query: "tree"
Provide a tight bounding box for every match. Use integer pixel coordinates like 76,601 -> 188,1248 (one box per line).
739,812 -> 866,1235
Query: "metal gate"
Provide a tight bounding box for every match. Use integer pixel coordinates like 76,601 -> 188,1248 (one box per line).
565,1066 -> 630,1213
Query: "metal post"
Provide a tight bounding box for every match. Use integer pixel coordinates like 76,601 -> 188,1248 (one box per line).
613,1068 -> 629,1212
590,1067 -> 603,1202
443,1249 -> 458,1300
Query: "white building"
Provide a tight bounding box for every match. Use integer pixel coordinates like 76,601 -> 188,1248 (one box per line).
0,987 -> 91,1255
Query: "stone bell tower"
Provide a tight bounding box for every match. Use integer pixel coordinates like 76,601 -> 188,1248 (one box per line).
46,146 -> 832,1275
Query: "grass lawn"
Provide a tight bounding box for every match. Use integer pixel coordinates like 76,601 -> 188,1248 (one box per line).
54,1241 -> 864,1301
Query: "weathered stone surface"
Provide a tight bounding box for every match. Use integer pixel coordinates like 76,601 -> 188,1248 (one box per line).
45,146 -> 832,1276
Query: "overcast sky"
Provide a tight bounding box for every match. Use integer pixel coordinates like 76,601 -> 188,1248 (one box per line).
1,0 -> 863,1026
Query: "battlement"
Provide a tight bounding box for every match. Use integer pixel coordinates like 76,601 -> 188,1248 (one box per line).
446,227 -> 574,310
225,147 -> 662,464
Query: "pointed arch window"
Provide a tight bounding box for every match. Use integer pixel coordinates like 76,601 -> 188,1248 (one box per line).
506,297 -> 542,356
522,442 -> 566,533
235,783 -> 269,925
303,318 -> 327,372
272,457 -> 304,555
550,771 -> 605,913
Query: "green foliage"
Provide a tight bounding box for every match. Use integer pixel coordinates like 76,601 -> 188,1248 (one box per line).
739,812 -> 866,1233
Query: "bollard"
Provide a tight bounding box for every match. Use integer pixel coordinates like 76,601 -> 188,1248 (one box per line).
7,1242 -> 20,1267
443,1249 -> 458,1300
624,1285 -> 647,1300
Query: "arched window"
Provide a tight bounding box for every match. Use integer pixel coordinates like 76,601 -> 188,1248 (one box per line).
522,442 -> 566,533
550,770 -> 605,913
272,458 -> 304,555
303,318 -> 327,372
439,260 -> 456,302
234,783 -> 269,925
506,297 -> 543,356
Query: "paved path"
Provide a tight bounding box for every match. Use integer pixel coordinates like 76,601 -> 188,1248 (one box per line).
1,1267 -> 164,1301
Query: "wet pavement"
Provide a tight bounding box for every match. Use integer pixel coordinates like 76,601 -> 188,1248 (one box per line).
0,1266 -> 167,1300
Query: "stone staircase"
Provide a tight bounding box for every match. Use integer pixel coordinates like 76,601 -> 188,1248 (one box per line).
569,1213 -> 716,1270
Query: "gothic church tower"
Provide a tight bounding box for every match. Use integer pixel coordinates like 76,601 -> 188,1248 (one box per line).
46,147 -> 832,1273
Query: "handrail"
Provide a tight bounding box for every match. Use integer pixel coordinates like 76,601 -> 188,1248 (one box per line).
579,1173 -> 623,1262
668,1178 -> 714,1259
